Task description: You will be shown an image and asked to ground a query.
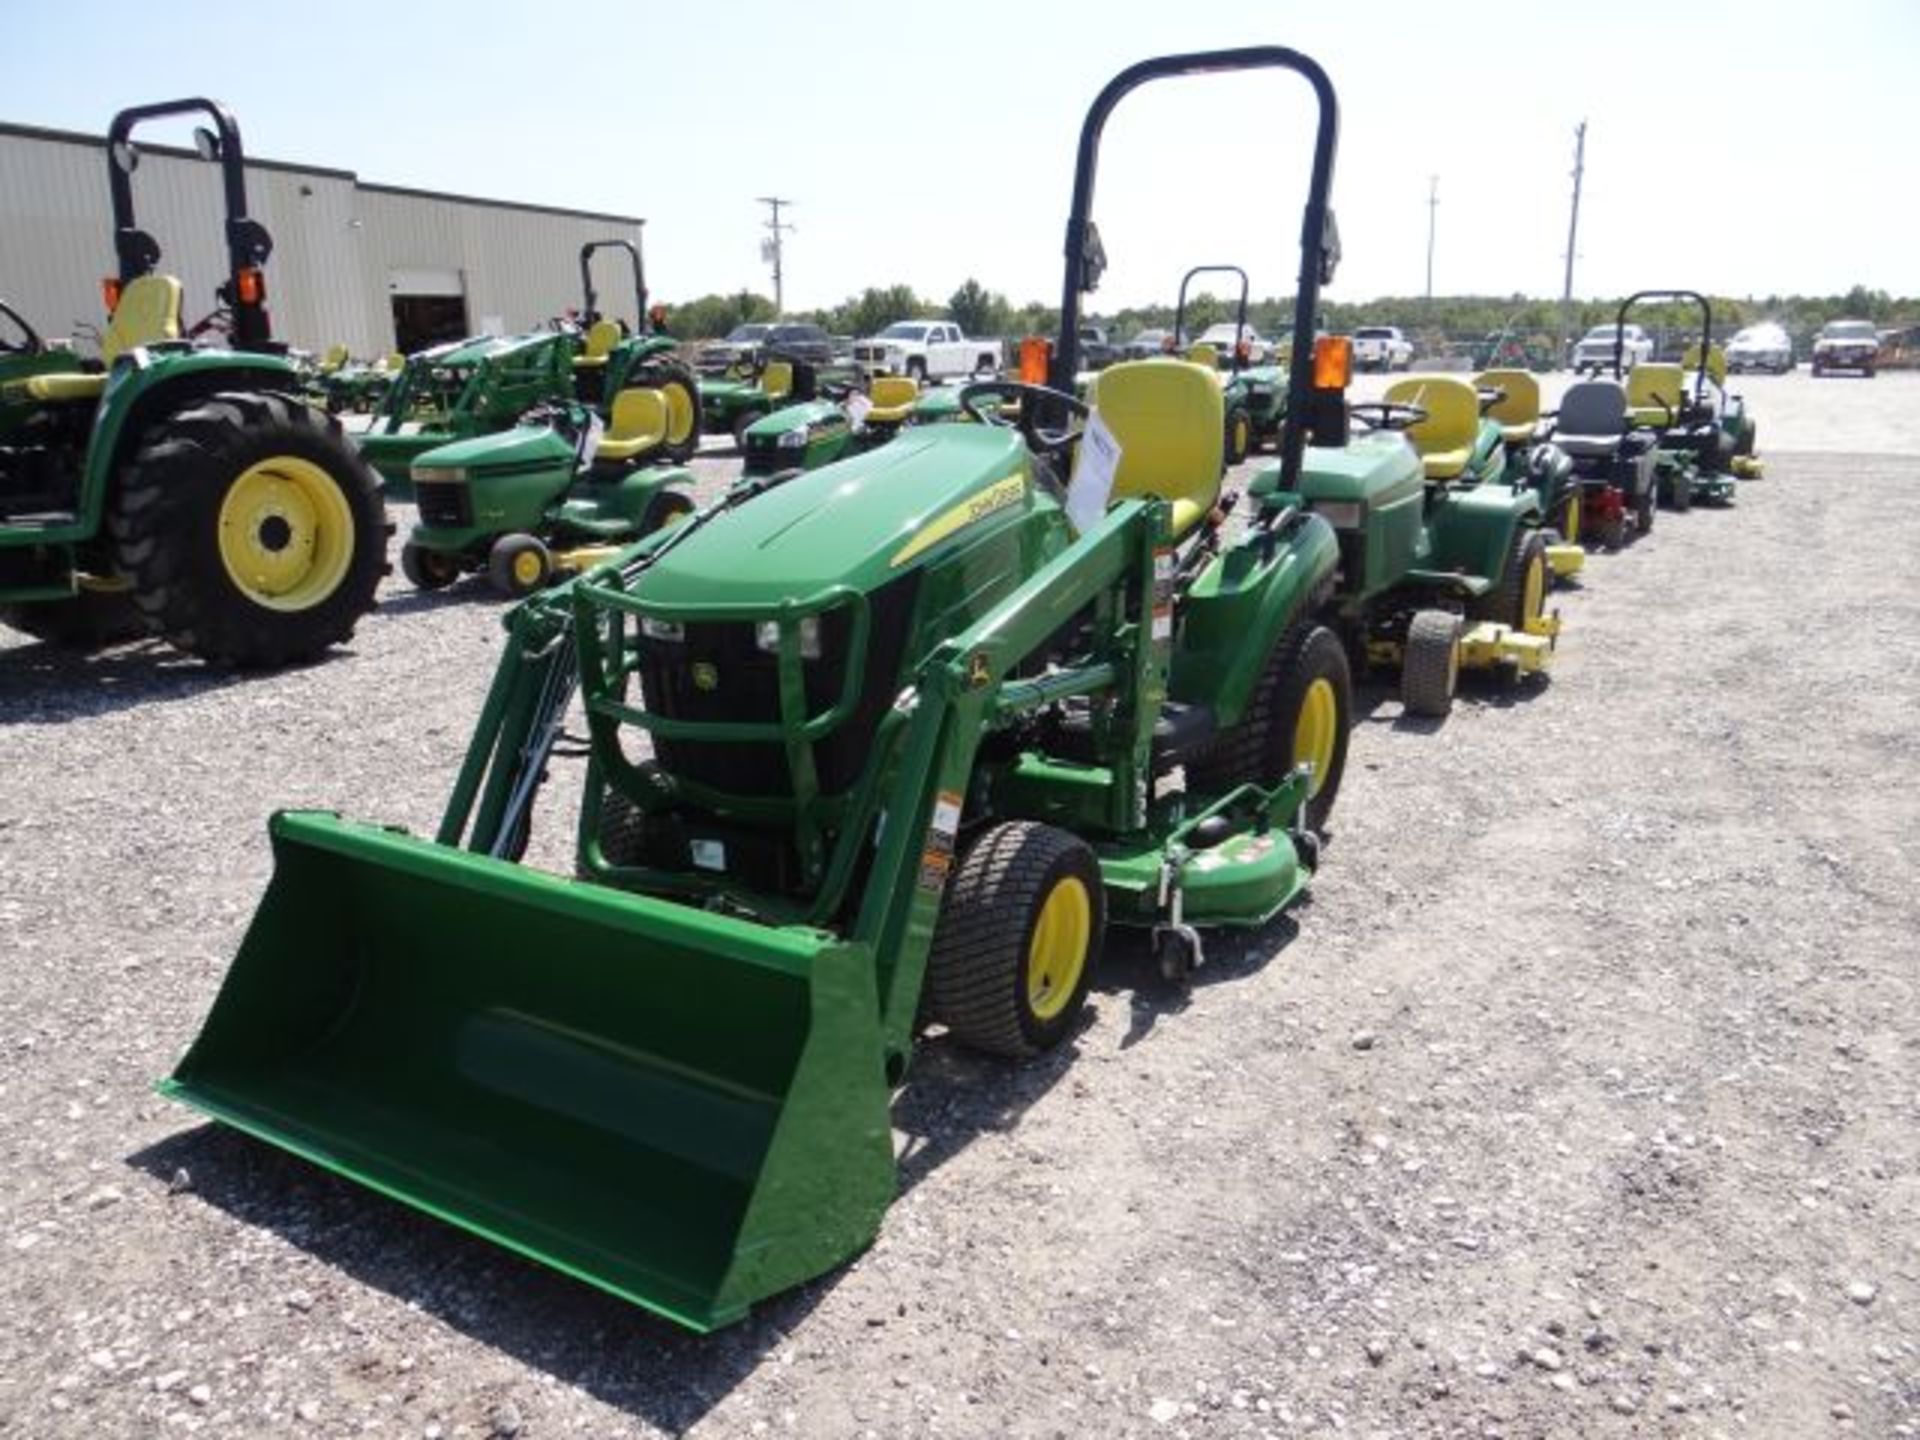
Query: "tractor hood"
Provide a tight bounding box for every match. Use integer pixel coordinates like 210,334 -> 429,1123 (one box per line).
637,425 -> 1037,602
412,424 -> 573,475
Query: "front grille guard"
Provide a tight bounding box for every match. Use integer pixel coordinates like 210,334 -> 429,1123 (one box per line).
571,572 -> 890,911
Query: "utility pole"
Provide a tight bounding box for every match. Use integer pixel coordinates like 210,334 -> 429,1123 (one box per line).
1560,122 -> 1587,362
1424,176 -> 1439,302
756,196 -> 796,315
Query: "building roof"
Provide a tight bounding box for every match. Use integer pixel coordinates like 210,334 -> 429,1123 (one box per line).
0,119 -> 643,227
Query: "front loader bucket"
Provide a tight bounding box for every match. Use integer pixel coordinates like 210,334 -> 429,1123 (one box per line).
162,812 -> 896,1332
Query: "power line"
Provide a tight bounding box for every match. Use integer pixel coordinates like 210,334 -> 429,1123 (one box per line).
756,196 -> 795,314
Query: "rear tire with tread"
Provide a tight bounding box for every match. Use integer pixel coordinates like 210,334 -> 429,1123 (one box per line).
107,391 -> 386,668
1470,527 -> 1548,632
1187,622 -> 1352,831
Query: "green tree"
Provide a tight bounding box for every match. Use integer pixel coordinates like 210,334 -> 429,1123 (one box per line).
836,285 -> 925,338
948,278 -> 1012,338
664,290 -> 776,339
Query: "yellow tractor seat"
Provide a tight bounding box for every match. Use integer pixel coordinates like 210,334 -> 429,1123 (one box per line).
761,360 -> 794,403
381,351 -> 405,372
318,344 -> 350,373
1385,375 -> 1479,480
1626,363 -> 1686,427
1184,342 -> 1219,370
15,274 -> 184,404
1681,341 -> 1728,388
6,372 -> 108,403
1473,367 -> 1541,446
573,320 -> 622,369
594,388 -> 667,464
866,374 -> 918,423
1089,358 -> 1224,538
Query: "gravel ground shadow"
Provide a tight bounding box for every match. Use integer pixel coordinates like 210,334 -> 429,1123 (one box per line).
124,1125 -> 828,1433
0,639 -> 259,720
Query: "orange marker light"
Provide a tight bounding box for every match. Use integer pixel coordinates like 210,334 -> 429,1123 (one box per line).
1018,335 -> 1051,386
1312,334 -> 1352,391
235,267 -> 266,305
101,277 -> 122,315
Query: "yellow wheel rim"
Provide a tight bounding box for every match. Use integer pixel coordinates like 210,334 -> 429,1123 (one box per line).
216,456 -> 355,612
1026,875 -> 1091,1022
1292,676 -> 1339,798
664,383 -> 695,445
511,549 -> 545,589
1562,495 -> 1580,544
1522,552 -> 1546,624
1234,415 -> 1250,457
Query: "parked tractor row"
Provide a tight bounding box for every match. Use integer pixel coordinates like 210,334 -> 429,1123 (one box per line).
2,54 -> 1768,1337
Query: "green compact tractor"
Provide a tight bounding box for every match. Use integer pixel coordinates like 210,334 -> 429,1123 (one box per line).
0,99 -> 384,664
1612,290 -> 1759,508
697,353 -> 819,447
736,374 -> 922,476
163,47 -> 1390,1330
357,238 -> 698,495
1170,264 -> 1287,463
399,395 -> 695,597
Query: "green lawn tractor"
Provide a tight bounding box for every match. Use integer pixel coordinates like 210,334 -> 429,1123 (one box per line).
736,374 -> 922,476
161,46 -> 1382,1331
697,353 -> 820,447
1612,290 -> 1759,508
399,395 -> 695,598
1471,368 -> 1586,582
0,99 -> 384,665
1259,368 -> 1563,717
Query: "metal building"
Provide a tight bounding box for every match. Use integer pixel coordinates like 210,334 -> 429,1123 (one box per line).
0,120 -> 643,359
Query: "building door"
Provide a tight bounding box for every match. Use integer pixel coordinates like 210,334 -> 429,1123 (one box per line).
387,268 -> 468,354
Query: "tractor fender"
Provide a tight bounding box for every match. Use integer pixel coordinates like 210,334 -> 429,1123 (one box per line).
76,349 -> 302,543
1424,480 -> 1540,586
1169,511 -> 1341,729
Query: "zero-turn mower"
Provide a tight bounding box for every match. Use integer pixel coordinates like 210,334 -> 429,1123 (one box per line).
162,45 -> 1379,1332
0,99 -> 385,665
1540,378 -> 1660,549
1611,290 -> 1759,508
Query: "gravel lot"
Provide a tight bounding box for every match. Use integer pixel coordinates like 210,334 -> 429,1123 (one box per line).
3,372 -> 1916,1437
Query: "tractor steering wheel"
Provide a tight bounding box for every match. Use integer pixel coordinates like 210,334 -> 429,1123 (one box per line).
958,379 -> 1089,461
0,299 -> 43,356
1348,401 -> 1429,432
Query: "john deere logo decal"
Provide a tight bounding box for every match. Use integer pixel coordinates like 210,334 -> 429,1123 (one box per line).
691,662 -> 720,692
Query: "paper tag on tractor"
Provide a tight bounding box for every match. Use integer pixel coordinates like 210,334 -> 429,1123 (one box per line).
845,392 -> 873,429
1066,408 -> 1121,533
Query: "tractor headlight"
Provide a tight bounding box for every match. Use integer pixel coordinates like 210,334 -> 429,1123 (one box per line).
776,428 -> 809,449
1312,500 -> 1365,529
755,616 -> 823,660
412,466 -> 466,484
640,617 -> 684,642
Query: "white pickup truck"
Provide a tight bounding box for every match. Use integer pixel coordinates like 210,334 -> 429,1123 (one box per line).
1351,325 -> 1413,371
852,321 -> 1002,381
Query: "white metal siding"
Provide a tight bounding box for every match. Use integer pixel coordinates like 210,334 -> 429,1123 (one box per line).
0,127 -> 640,361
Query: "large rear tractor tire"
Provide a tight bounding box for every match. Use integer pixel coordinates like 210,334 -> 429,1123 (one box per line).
632,356 -> 703,463
0,587 -> 147,650
926,821 -> 1104,1058
1470,527 -> 1549,633
1187,623 -> 1352,831
107,392 -> 386,668
1401,609 -> 1462,718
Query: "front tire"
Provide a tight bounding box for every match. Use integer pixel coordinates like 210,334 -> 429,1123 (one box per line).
1401,609 -> 1462,718
1188,623 -> 1352,831
400,541 -> 462,590
1225,407 -> 1252,466
487,532 -> 552,598
926,821 -> 1104,1058
107,391 -> 386,668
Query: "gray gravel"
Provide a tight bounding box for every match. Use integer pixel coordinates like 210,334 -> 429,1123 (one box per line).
3,386 -> 1919,1437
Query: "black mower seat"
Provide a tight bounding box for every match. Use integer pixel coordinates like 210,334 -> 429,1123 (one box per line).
2,275 -> 183,404
1554,379 -> 1643,460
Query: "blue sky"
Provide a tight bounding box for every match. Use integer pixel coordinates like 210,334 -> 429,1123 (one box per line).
9,1 -> 1914,312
